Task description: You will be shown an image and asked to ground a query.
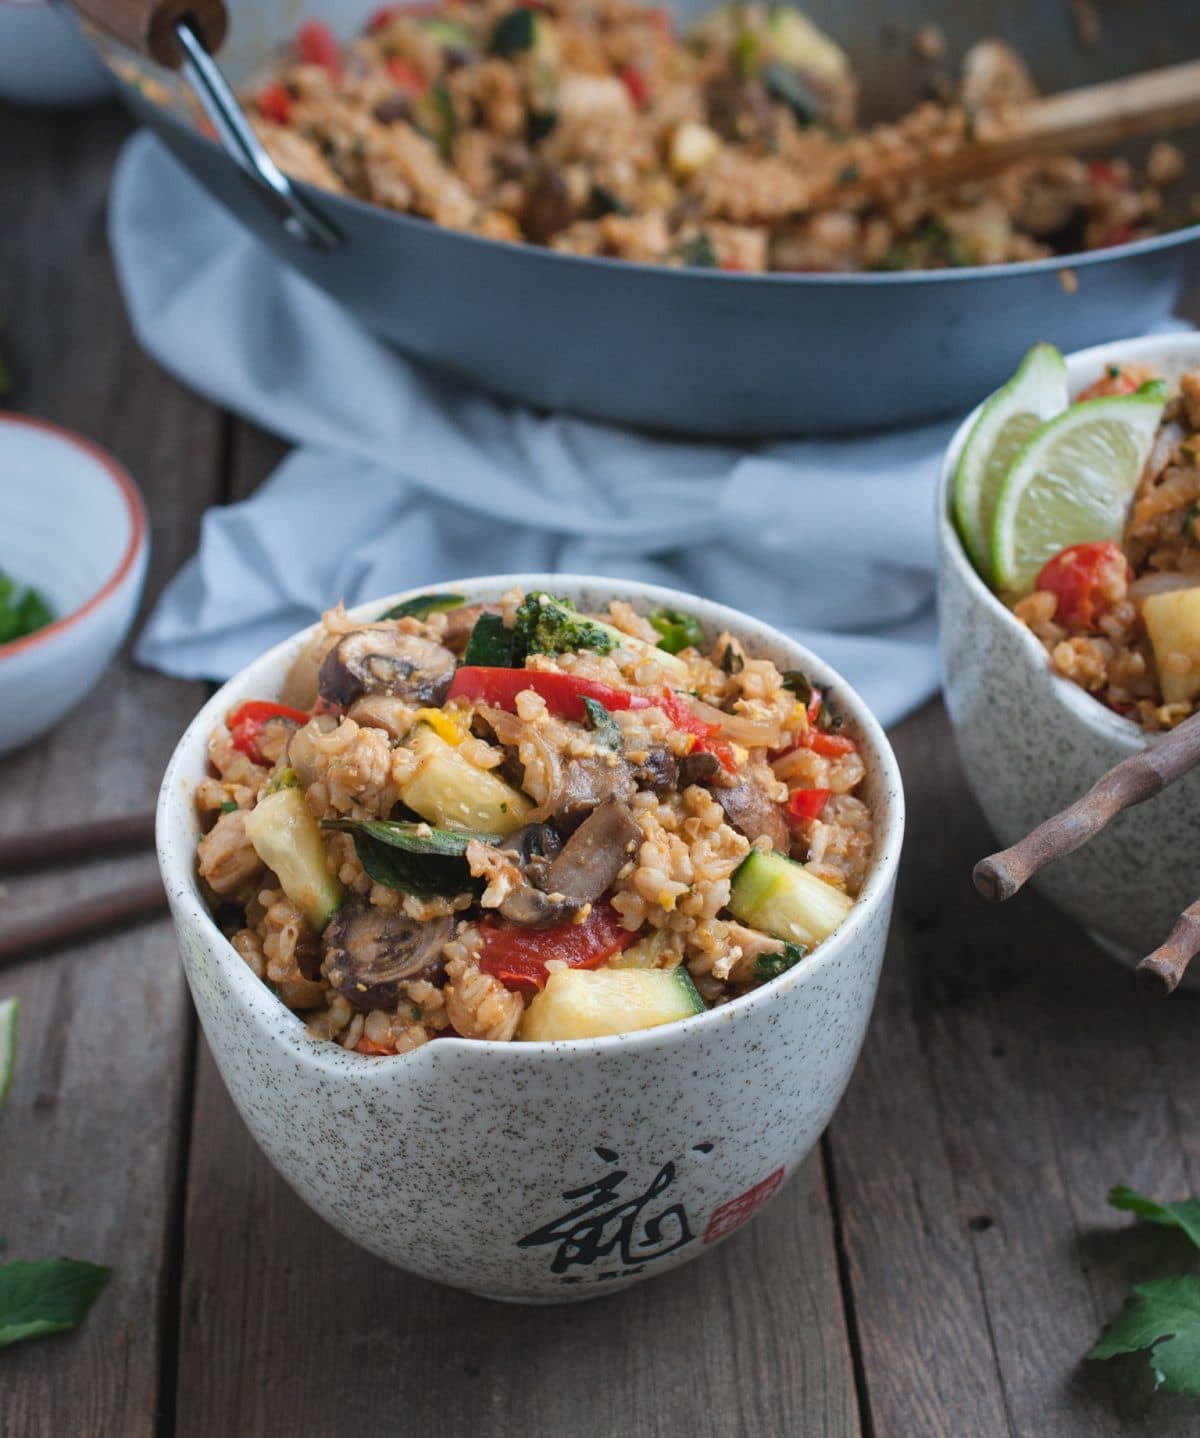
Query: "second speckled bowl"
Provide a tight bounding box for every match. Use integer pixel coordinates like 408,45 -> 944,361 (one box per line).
938,333 -> 1200,989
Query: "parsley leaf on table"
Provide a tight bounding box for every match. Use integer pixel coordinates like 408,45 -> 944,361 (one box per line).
1088,1277 -> 1200,1396
1087,1184 -> 1200,1396
1107,1183 -> 1200,1250
0,1258 -> 111,1350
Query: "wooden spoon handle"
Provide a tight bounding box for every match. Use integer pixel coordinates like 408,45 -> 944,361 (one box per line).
974,712 -> 1200,902
1136,898 -> 1200,995
64,0 -> 227,67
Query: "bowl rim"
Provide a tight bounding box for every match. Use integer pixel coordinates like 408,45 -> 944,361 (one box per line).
936,329 -> 1200,756
0,410 -> 147,663
157,573 -> 905,1066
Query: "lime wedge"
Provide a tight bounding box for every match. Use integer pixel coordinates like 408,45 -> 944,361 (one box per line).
0,996 -> 17,1112
954,343 -> 1068,582
991,381 -> 1169,596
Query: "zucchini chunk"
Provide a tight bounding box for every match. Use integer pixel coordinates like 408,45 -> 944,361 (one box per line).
243,787 -> 344,931
520,967 -> 705,1041
728,849 -> 853,949
399,724 -> 532,836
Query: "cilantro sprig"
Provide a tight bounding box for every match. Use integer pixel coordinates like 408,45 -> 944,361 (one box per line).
1087,1184 -> 1200,1396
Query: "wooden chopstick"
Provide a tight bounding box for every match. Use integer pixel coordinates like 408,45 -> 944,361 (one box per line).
818,58 -> 1200,214
974,711 -> 1200,902
0,880 -> 169,971
0,812 -> 157,875
1136,899 -> 1200,995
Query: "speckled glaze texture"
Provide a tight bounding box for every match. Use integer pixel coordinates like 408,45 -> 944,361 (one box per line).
938,334 -> 1200,991
158,576 -> 904,1301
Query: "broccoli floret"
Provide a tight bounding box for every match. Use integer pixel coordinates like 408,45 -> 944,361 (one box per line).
512,592 -> 618,659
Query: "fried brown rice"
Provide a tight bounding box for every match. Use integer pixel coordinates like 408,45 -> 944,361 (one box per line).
195,589 -> 873,1050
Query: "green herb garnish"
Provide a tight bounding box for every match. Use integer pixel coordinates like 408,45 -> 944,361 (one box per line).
1087,1184 -> 1200,1395
762,62 -> 825,125
673,233 -> 719,269
720,643 -> 744,675
0,1258 -> 111,1350
489,8 -> 536,54
754,942 -> 807,981
649,607 -> 703,655
780,670 -> 813,704
219,800 -> 239,814
582,696 -> 622,749
379,592 -> 465,621
0,572 -> 55,647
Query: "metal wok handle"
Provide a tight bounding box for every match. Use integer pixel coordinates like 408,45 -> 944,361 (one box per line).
61,0 -> 340,251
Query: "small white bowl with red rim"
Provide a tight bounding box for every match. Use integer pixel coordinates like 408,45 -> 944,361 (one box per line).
0,412 -> 149,757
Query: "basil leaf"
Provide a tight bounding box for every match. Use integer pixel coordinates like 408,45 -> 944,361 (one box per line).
379,592 -> 465,621
581,697 -> 622,750
780,670 -> 813,704
720,643 -> 744,675
463,612 -> 516,667
321,818 -> 499,897
0,1258 -> 111,1350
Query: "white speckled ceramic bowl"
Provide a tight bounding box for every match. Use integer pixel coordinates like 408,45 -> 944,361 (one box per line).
938,333 -> 1200,989
157,576 -> 904,1302
0,412 -> 149,756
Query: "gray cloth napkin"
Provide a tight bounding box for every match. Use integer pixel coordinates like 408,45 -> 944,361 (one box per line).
111,130 -> 947,726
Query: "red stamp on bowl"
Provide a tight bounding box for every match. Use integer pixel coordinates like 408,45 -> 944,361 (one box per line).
702,1167 -> 786,1244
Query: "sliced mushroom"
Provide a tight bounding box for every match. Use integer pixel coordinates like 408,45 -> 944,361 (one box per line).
538,798 -> 641,904
323,899 -> 454,1011
548,754 -> 637,832
521,164 -> 575,244
318,629 -> 457,709
630,747 -> 678,795
491,800 -> 641,928
677,751 -> 721,789
714,780 -> 789,852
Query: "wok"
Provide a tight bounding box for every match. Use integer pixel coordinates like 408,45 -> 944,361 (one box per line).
67,0 -> 1200,437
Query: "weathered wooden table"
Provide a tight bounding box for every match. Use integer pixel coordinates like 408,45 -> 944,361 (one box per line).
2,103 -> 1198,1438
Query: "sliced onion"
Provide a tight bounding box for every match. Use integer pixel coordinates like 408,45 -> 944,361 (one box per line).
1129,571 -> 1200,603
1143,421 -> 1187,485
686,696 -> 782,749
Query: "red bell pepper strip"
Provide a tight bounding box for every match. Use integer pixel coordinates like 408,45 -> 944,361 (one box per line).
618,66 -> 649,107
387,56 -> 428,94
1034,541 -> 1130,630
256,83 -> 293,125
295,21 -> 343,76
446,667 -> 652,722
354,1036 -> 395,1056
653,692 -> 736,772
785,788 -> 831,823
478,903 -> 640,992
227,700 -> 311,765
804,731 -> 857,759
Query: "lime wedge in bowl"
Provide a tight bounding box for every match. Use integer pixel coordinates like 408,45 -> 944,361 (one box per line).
953,343 -> 1068,582
991,381 -> 1169,597
0,996 -> 17,1111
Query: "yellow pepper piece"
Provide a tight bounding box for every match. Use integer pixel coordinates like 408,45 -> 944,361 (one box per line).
415,708 -> 465,746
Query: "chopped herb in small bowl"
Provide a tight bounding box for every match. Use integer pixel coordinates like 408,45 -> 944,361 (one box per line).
0,571 -> 55,648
